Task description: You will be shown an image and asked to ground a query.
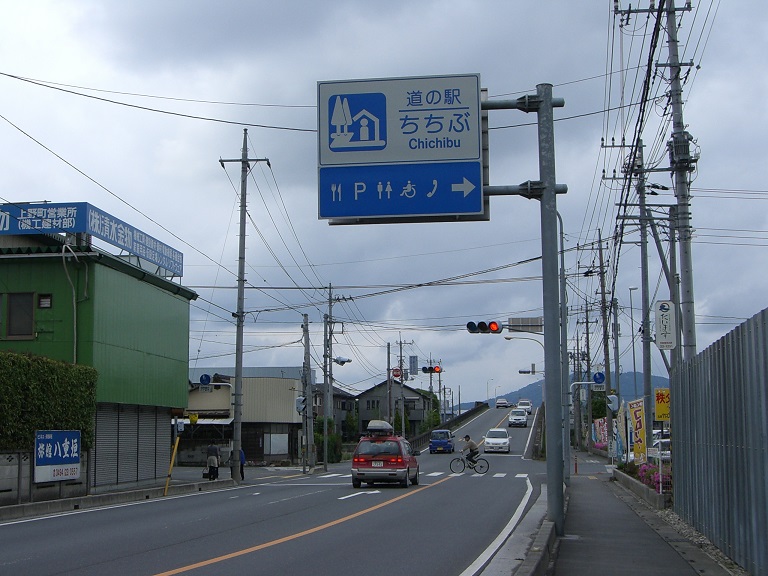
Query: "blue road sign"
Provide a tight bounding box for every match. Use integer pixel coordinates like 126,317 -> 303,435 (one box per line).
318,74 -> 482,221
319,161 -> 481,219
593,372 -> 606,385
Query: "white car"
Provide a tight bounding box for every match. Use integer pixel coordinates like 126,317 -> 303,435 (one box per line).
508,409 -> 528,427
495,397 -> 509,409
517,399 -> 532,414
483,428 -> 510,453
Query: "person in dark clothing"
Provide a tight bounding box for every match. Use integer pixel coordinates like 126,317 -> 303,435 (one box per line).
206,442 -> 221,480
239,447 -> 246,480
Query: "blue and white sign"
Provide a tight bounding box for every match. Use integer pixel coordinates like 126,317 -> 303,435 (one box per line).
318,74 -> 483,220
593,372 -> 605,385
34,430 -> 81,482
0,202 -> 183,276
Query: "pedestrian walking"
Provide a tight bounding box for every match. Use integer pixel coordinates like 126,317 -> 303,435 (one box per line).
239,447 -> 246,480
206,442 -> 221,481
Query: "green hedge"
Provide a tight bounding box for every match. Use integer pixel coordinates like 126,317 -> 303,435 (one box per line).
0,351 -> 98,450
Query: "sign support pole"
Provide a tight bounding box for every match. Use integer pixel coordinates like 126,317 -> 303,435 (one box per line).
536,84 -> 565,536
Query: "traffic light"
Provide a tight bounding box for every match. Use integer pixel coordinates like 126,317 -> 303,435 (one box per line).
421,365 -> 442,374
466,320 -> 503,334
295,396 -> 307,414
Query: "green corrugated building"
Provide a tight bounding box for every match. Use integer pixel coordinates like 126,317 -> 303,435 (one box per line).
0,207 -> 196,493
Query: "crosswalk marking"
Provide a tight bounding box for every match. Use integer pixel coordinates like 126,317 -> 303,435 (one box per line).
319,473 -> 347,478
493,473 -> 507,478
427,472 -> 445,477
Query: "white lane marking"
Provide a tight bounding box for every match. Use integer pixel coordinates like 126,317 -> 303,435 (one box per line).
338,490 -> 380,500
458,476 -> 535,576
319,473 -> 346,478
515,474 -> 528,478
493,473 -> 507,478
427,472 -> 445,477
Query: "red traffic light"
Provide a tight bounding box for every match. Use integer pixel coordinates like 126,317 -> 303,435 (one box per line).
466,320 -> 503,334
421,365 -> 442,374
433,365 -> 442,373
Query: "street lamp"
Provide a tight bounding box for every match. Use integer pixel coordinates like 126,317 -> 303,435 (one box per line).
629,286 -> 639,399
486,378 -> 494,404
504,335 -> 545,352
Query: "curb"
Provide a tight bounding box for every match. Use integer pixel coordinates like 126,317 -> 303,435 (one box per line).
0,479 -> 235,523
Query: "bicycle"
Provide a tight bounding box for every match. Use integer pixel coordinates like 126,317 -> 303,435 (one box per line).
449,453 -> 489,474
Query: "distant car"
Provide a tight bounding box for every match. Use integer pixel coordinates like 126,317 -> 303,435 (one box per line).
483,428 -> 511,453
508,409 -> 528,427
495,397 -> 509,409
517,399 -> 532,414
351,420 -> 420,488
429,429 -> 455,453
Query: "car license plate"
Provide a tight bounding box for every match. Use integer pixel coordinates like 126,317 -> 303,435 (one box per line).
372,461 -> 383,467
437,447 -> 444,451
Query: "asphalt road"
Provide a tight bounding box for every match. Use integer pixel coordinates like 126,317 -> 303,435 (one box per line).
0,408 -> 546,576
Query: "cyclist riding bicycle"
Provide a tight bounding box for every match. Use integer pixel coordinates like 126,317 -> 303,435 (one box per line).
462,434 -> 479,466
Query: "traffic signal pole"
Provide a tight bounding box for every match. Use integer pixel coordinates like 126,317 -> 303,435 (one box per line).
482,85 -> 566,535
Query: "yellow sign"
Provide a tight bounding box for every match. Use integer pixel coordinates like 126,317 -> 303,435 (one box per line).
629,398 -> 646,464
189,413 -> 199,425
655,388 -> 670,421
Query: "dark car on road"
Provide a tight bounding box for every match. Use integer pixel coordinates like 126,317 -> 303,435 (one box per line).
429,429 -> 455,453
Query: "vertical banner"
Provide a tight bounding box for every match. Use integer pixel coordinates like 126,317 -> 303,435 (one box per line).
628,399 -> 646,464
655,387 -> 671,421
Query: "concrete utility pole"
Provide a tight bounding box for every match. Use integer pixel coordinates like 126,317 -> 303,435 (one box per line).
386,342 -> 392,423
597,229 -> 613,455
614,0 -> 697,360
637,141 -> 654,451
218,129 -> 269,483
664,0 -> 697,361
302,314 -> 315,470
584,300 -> 593,450
323,285 -> 333,472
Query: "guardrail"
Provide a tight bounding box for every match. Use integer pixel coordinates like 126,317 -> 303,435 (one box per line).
408,402 -> 489,452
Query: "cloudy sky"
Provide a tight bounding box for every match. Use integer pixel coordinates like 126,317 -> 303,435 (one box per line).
1,1 -> 765,404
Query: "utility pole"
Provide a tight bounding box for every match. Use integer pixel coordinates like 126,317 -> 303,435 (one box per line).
584,300 -> 593,450
614,0 -> 697,360
323,285 -> 333,472
397,336 -> 413,437
636,141 -> 654,451
597,229 -> 613,456
301,314 -> 314,470
218,129 -> 269,483
664,0 -> 697,361
386,342 -> 392,424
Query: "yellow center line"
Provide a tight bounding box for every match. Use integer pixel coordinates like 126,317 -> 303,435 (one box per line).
153,475 -> 454,575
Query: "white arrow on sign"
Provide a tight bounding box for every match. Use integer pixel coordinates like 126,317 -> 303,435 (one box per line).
338,490 -> 380,500
451,177 -> 476,197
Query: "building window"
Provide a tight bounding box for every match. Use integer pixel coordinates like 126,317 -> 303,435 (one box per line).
38,294 -> 53,309
7,293 -> 34,338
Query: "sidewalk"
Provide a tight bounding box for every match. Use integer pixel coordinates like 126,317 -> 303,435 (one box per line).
551,451 -> 732,576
